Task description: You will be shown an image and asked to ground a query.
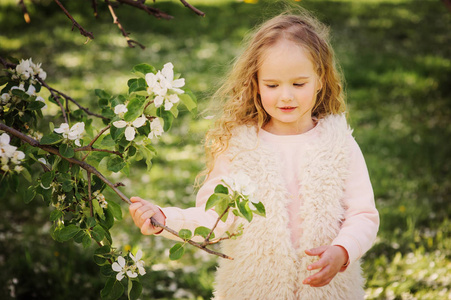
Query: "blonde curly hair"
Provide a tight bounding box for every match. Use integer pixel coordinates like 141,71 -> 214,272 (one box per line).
200,11 -> 346,181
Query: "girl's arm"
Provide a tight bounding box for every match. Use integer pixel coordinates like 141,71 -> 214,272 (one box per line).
129,153 -> 235,242
303,136 -> 379,287
330,136 -> 380,267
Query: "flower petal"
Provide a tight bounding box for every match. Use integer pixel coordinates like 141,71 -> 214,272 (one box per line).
116,272 -> 124,281
118,256 -> 126,267
132,115 -> 146,128
125,126 -> 136,141
127,270 -> 138,278
112,262 -> 122,272
172,78 -> 185,88
112,120 -> 127,128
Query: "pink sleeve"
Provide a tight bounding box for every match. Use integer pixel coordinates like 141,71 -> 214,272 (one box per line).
156,153 -> 235,242
332,137 -> 380,269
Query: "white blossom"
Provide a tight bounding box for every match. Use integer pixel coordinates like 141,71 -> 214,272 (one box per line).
112,256 -> 127,281
0,133 -> 17,159
54,122 -> 85,146
148,118 -> 164,140
14,165 -> 24,173
10,150 -> 25,164
223,172 -> 257,201
38,158 -> 47,165
154,93 -> 180,111
112,115 -> 146,141
159,62 -> 185,94
114,104 -> 128,117
1,93 -> 11,104
130,250 -> 146,276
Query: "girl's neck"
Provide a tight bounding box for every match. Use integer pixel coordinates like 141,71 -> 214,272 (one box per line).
262,118 -> 316,135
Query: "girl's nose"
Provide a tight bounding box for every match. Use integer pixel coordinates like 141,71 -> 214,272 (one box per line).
281,87 -> 294,102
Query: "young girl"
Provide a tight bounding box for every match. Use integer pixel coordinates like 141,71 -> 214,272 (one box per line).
130,11 -> 379,300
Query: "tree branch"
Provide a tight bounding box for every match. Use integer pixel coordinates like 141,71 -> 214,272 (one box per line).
179,0 -> 205,17
202,207 -> 229,247
0,122 -> 233,260
92,0 -> 99,18
115,0 -> 173,20
105,0 -> 146,49
54,0 -> 95,40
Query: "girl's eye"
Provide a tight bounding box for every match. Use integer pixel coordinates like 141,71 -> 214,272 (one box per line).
266,84 -> 278,88
294,83 -> 306,87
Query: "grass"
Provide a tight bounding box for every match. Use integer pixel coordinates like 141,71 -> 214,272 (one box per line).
0,0 -> 450,299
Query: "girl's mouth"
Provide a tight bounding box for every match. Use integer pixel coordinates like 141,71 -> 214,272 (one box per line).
279,106 -> 296,112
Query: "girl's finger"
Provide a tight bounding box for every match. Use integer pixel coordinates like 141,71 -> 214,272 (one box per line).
139,210 -> 156,227
307,257 -> 328,271
303,266 -> 330,286
141,218 -> 155,235
305,245 -> 328,256
129,202 -> 142,215
130,196 -> 143,203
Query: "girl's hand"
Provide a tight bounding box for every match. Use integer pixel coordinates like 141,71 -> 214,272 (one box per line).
302,245 -> 349,287
129,197 -> 166,235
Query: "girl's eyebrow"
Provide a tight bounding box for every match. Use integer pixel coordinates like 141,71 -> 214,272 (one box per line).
261,76 -> 310,81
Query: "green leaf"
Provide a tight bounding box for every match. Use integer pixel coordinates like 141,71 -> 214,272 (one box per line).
128,280 -> 142,300
253,201 -> 266,217
101,134 -> 115,147
98,98 -> 109,109
135,144 -> 154,171
92,225 -> 105,242
59,224 -> 81,241
157,107 -> 174,131
124,96 -> 146,122
238,200 -> 253,222
59,144 -> 74,158
95,245 -> 111,255
27,100 -> 45,111
40,133 -> 63,145
20,167 -> 32,183
101,279 -> 124,300
95,89 -> 110,100
86,216 -> 97,228
108,201 -> 122,220
194,226 -> 215,239
82,234 -> 92,249
20,186 -> 35,203
178,229 -> 192,240
215,198 -> 229,218
205,193 -> 229,211
100,208 -> 115,229
214,184 -> 229,194
132,63 -> 156,77
128,78 -> 147,94
0,76 -> 9,85
169,243 -> 185,260
100,264 -> 115,277
50,210 -> 63,221
57,159 -> 70,173
107,157 -> 125,172
40,171 -> 55,188
179,93 -> 197,113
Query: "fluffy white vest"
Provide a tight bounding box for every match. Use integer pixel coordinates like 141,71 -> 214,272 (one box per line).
213,114 -> 365,300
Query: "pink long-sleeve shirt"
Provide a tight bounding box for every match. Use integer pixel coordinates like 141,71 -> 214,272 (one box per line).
158,125 -> 379,266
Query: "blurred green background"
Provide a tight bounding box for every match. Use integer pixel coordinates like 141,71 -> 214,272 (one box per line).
0,0 -> 450,299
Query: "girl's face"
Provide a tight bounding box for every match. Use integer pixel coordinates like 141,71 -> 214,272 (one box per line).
257,39 -> 321,135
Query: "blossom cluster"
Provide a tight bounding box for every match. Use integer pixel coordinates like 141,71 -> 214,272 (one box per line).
12,58 -> 47,82
54,122 -> 85,146
0,133 -> 25,173
145,62 -> 185,111
93,190 -> 108,209
222,172 -> 259,210
112,105 -> 164,142
112,250 -> 146,281
1,58 -> 47,113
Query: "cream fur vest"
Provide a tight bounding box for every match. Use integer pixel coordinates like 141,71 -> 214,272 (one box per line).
213,114 -> 365,300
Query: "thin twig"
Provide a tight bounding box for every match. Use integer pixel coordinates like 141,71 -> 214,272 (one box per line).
0,123 -> 233,260
76,146 -> 123,157
92,0 -> 98,18
202,207 -> 229,246
88,171 -> 94,217
179,0 -> 205,17
54,0 -> 95,40
37,77 -> 69,124
105,0 -> 145,49
150,219 -> 233,260
40,81 -> 108,120
18,0 -> 31,23
116,0 -> 174,20
90,125 -> 111,147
